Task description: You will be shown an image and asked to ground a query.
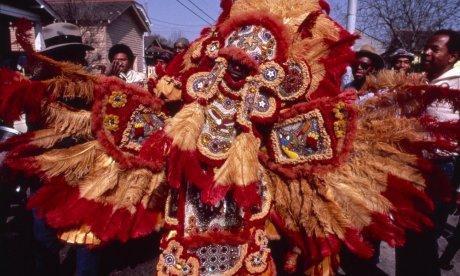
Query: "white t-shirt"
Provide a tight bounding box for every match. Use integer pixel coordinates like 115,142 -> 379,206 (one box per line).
426,67 -> 460,122
120,70 -> 145,84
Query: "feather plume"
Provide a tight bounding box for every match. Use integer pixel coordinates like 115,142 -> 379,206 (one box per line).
36,141 -> 100,182
45,102 -> 92,138
45,76 -> 94,103
78,153 -> 120,199
165,103 -> 205,150
214,132 -> 261,186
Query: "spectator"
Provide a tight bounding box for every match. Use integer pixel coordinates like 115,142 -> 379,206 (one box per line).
33,22 -> 99,276
390,48 -> 415,73
150,49 -> 173,80
344,45 -> 385,91
396,29 -> 460,276
174,37 -> 190,54
106,44 -> 145,85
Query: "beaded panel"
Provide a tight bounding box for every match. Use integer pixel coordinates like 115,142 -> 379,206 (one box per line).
236,81 -> 277,128
271,109 -> 333,164
119,105 -> 165,151
190,244 -> 247,275
225,25 -> 277,64
276,60 -> 310,101
186,58 -> 227,100
197,97 -> 238,160
184,184 -> 243,237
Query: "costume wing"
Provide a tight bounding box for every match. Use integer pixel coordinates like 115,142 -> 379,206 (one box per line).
263,75 -> 459,270
0,51 -> 169,244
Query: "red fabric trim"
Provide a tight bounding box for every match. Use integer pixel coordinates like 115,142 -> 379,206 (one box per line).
363,213 -> 405,247
218,47 -> 258,70
297,11 -> 322,39
416,158 -> 453,203
343,228 -> 374,259
179,230 -> 251,248
232,182 -> 262,208
420,116 -> 460,141
0,69 -> 46,124
383,174 -> 434,233
27,177 -> 162,243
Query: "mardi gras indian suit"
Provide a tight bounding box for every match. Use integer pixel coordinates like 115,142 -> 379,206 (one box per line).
1,1 -> 459,275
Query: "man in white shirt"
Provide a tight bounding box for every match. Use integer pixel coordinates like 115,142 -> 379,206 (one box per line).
423,29 -> 460,122
397,29 -> 460,276
106,44 -> 145,85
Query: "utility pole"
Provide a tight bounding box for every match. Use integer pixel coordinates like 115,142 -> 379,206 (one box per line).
346,0 -> 357,34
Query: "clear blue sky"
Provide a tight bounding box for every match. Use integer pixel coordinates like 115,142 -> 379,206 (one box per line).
145,0 -> 344,41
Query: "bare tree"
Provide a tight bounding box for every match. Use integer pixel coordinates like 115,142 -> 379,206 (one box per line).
168,31 -> 185,45
357,0 -> 460,52
52,0 -> 107,68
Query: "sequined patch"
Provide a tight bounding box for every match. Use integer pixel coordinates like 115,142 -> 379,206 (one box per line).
205,41 -> 220,58
186,58 -> 227,100
119,105 -> 165,151
259,61 -> 285,88
191,244 -> 244,275
271,109 -> 333,164
237,82 -> 277,127
197,97 -> 238,160
244,229 -> 270,274
157,240 -> 200,276
277,60 -> 310,101
184,184 -> 243,237
225,25 -> 277,63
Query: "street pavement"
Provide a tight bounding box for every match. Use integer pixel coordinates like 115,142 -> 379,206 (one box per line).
378,215 -> 460,276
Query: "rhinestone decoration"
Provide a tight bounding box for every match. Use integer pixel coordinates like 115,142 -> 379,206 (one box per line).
164,254 -> 176,266
108,91 -> 128,108
244,229 -> 271,273
206,41 -> 220,58
254,93 -> 270,113
271,109 -> 333,164
103,114 -> 119,131
192,244 -> 242,275
263,67 -> 278,81
157,240 -> 200,276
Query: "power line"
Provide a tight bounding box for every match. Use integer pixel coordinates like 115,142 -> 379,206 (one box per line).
152,23 -> 201,33
184,0 -> 216,22
175,0 -> 212,25
150,18 -> 206,27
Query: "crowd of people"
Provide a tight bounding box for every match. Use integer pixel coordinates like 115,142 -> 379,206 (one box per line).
0,12 -> 459,276
342,29 -> 460,276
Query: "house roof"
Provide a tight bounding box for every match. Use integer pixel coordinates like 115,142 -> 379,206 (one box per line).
144,34 -> 171,50
45,0 -> 150,32
0,0 -> 57,23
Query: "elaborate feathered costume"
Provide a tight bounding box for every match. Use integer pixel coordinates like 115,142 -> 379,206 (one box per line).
1,1 -> 459,275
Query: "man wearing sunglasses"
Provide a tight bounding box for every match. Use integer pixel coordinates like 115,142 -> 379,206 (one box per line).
345,45 -> 385,91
